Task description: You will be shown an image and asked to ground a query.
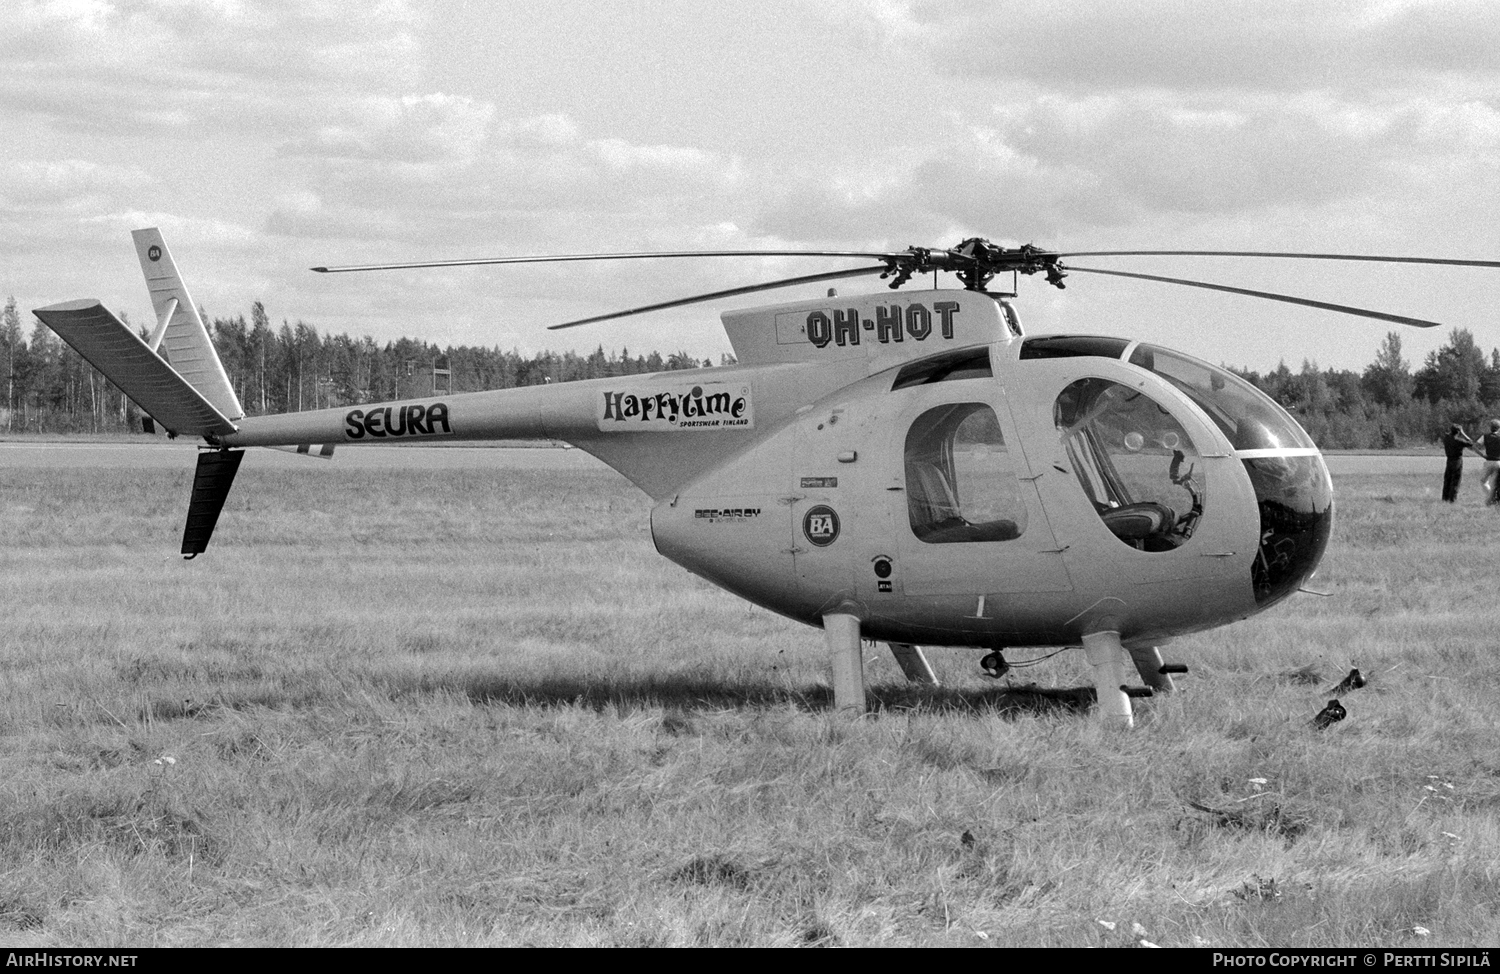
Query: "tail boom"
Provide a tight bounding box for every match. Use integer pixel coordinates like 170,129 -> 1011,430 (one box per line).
218,385 -> 565,449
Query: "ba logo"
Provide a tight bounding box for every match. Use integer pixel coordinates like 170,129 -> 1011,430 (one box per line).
148,245 -> 161,262
803,505 -> 841,547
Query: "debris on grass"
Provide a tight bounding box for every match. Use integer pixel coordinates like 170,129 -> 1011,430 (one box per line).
1233,875 -> 1282,903
800,919 -> 839,947
1312,699 -> 1347,729
1281,664 -> 1324,685
1332,667 -> 1368,693
0,895 -> 44,932
1183,797 -> 1309,841
668,854 -> 755,891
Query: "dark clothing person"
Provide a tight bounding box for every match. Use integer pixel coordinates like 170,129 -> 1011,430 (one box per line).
1442,425 -> 1474,502
1479,422 -> 1500,505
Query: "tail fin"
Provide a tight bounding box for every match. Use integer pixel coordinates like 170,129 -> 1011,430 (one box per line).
33,298 -> 238,438
35,229 -> 254,558
132,228 -> 244,421
182,448 -> 245,558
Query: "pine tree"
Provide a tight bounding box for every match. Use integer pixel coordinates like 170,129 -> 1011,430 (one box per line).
1361,332 -> 1412,409
1,296 -> 20,431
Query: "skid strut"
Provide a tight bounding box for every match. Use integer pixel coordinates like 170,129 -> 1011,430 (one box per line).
888,642 -> 940,686
1127,644 -> 1177,693
1083,630 -> 1134,727
822,610 -> 866,714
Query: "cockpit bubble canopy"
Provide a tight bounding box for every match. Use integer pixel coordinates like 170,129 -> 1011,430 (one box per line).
1126,342 -> 1332,605
1125,343 -> 1317,455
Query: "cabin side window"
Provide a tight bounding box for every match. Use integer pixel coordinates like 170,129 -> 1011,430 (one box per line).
904,403 -> 1028,544
1053,378 -> 1206,551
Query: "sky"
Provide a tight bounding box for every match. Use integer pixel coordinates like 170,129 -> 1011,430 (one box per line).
3,0 -> 1498,375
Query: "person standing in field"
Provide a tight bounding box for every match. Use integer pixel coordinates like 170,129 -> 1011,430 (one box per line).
1478,420 -> 1500,506
1441,423 -> 1475,502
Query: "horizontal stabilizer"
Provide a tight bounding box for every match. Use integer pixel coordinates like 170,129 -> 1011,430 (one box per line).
182,449 -> 245,558
33,299 -> 238,438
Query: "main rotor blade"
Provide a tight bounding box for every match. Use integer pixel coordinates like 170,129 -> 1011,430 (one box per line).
1065,265 -> 1443,328
312,248 -> 898,274
1057,250 -> 1500,268
547,266 -> 890,330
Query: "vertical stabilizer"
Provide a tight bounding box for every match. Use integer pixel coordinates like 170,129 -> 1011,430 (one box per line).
133,228 -> 245,421
182,449 -> 245,558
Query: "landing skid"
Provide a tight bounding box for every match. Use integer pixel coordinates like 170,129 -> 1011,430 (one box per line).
820,613 -> 1180,727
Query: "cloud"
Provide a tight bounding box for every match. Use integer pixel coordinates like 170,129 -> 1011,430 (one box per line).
6,0 -> 1496,370
752,76 -> 1500,251
279,93 -> 497,169
4,159 -> 151,206
486,114 -> 742,194
984,94 -> 1381,213
880,0 -> 1500,95
733,1 -> 1500,260
265,110 -> 749,270
0,0 -> 424,135
80,209 -> 259,249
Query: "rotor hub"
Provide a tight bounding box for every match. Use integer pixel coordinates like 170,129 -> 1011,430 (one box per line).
880,238 -> 1067,293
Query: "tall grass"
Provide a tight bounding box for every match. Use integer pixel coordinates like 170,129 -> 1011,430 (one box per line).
1,453 -> 1497,946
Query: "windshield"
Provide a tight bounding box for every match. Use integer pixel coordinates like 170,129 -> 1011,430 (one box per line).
1127,344 -> 1316,454
1126,342 -> 1331,605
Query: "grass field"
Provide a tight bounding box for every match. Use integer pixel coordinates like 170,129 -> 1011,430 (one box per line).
1,443 -> 1498,947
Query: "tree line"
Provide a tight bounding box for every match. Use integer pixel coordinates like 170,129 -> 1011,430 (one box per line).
2,293 -> 1497,448
1225,329 -> 1500,449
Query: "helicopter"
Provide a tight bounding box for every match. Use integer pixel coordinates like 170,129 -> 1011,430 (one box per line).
33,230 -> 1500,728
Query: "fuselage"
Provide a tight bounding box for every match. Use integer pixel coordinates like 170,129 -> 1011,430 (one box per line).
221,288 -> 1332,649
651,328 -> 1331,648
